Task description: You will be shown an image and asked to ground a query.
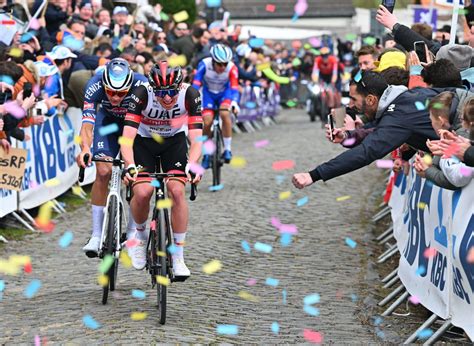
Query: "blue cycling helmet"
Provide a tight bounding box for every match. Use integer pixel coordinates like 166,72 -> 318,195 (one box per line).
210,44 -> 233,64
102,58 -> 133,91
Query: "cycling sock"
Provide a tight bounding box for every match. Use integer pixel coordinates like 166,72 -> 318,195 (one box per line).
135,221 -> 148,241
126,209 -> 136,239
223,137 -> 232,151
173,232 -> 186,259
92,205 -> 104,238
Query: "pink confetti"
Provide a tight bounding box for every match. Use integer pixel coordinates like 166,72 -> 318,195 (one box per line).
3,101 -> 26,119
272,160 -> 295,171
29,18 -> 40,30
294,0 -> 308,16
279,224 -> 298,234
34,335 -> 40,346
303,329 -> 323,344
270,216 -> 281,229
265,4 -> 276,12
246,278 -> 257,286
29,180 -> 39,189
203,140 -> 216,155
409,295 -> 420,305
126,238 -> 139,248
342,137 -> 356,146
33,83 -> 40,97
376,160 -> 394,169
467,247 -> 474,264
188,162 -> 205,175
423,247 -> 437,259
254,139 -> 270,148
308,37 -> 321,47
460,166 -> 472,177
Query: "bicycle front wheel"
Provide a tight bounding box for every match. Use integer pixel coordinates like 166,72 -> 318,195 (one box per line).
102,195 -> 118,305
212,125 -> 222,187
156,208 -> 168,325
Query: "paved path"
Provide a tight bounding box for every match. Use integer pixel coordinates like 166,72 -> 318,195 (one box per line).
0,109 -> 382,344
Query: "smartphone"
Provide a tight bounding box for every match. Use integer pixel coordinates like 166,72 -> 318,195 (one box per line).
24,82 -> 32,98
414,41 -> 427,63
327,113 -> 335,141
382,0 -> 396,13
333,107 -> 346,128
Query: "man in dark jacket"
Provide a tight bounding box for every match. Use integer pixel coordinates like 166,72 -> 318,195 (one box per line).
292,71 -> 441,189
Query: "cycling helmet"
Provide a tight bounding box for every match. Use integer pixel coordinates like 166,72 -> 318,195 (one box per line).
148,60 -> 183,90
210,44 -> 233,64
236,44 -> 251,58
102,58 -> 133,91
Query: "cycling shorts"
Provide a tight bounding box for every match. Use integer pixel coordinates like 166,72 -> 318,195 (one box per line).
133,132 -> 188,184
202,87 -> 233,113
92,109 -> 124,158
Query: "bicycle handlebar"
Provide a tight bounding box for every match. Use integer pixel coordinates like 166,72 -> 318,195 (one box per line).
78,154 -> 125,183
78,153 -> 89,183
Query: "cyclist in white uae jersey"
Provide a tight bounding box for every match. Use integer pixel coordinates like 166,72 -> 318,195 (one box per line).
121,61 -> 202,277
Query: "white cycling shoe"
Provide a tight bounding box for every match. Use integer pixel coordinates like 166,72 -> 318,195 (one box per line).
172,257 -> 191,278
83,236 -> 101,258
128,239 -> 147,270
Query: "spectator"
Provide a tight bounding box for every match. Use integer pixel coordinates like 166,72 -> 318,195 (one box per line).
208,21 -> 227,46
356,45 -> 377,70
435,44 -> 473,72
421,59 -> 463,88
167,22 -> 188,46
94,8 -> 112,37
72,0 -> 98,39
93,42 -> 113,59
172,27 -> 208,67
411,23 -> 433,41
152,31 -> 169,54
136,52 -> 154,76
41,0 -> 69,38
111,6 -> 130,49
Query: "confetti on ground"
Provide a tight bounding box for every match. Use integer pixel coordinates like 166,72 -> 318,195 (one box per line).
468,247 -> 474,263
351,293 -> 358,302
99,255 -> 114,274
375,160 -> 394,169
83,315 -> 101,329
34,335 -> 40,346
35,201 -> 55,232
416,265 -> 426,276
156,275 -> 170,286
303,329 -> 323,343
151,133 -> 164,144
195,135 -> 208,142
345,237 -> 357,249
423,247 -> 437,258
157,198 -> 173,209
24,279 -> 42,298
265,3 -> 276,12
0,280 -> 4,291
44,178 -> 60,187
279,224 -> 298,234
132,289 -> 146,299
203,140 -> 216,155
336,195 -> 351,202
230,156 -> 247,168
272,160 -> 295,171
297,196 -> 308,207
271,216 -> 281,228
98,123 -> 119,136
58,231 -> 73,248
373,316 -> 383,326
271,322 -> 280,333
120,251 -> 132,268
118,136 -> 133,147
254,139 -> 270,148
202,259 -> 222,274
409,295 -> 420,305
131,312 -> 148,321
280,233 -> 292,246
97,274 -> 108,286
265,277 -> 279,287
304,293 -> 320,305
246,278 -> 257,286
24,262 -> 32,274
279,191 -> 292,200
304,305 -> 320,316
238,290 -> 259,302
282,289 -> 287,304
414,101 -> 426,111
173,10 -> 189,22
376,327 -> 386,339
254,242 -> 272,253
216,324 -> 239,335
209,184 -> 224,191
241,240 -> 251,254
418,329 -> 434,339
275,175 -> 285,184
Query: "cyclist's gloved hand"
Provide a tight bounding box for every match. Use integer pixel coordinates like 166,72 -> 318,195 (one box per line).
185,163 -> 202,184
123,164 -> 138,185
230,101 -> 240,115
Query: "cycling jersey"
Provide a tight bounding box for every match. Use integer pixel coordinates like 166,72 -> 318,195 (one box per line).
313,55 -> 338,77
81,72 -> 148,125
124,82 -> 203,138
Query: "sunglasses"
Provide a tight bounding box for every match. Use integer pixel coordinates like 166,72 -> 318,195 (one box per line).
176,27 -> 187,31
214,61 -> 228,68
155,88 -> 179,98
105,87 -> 129,98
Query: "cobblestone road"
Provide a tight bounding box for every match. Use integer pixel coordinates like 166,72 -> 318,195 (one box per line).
0,109 -> 383,344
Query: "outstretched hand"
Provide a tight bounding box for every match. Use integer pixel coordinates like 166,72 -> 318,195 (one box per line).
376,5 -> 398,31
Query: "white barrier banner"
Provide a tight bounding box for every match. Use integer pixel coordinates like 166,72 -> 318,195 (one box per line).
0,188 -> 18,218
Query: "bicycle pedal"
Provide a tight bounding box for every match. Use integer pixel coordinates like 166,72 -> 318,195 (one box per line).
85,251 -> 98,258
171,275 -> 189,283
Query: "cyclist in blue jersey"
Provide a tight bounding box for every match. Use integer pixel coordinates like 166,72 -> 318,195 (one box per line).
192,44 -> 240,168
76,58 -> 148,257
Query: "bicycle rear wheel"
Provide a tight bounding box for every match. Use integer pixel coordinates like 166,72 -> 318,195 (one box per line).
212,125 -> 222,187
102,195 -> 118,305
156,208 -> 168,325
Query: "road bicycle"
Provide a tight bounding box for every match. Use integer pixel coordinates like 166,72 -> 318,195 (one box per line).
210,109 -> 224,188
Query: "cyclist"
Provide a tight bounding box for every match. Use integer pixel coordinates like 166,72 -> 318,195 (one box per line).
121,61 -> 203,278
311,47 -> 341,109
77,58 -> 147,257
191,43 -> 239,169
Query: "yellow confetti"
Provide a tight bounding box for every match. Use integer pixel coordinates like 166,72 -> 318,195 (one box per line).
151,133 -> 164,144
336,195 -> 351,202
173,10 -> 189,23
37,201 -> 54,224
156,275 -> 170,286
168,54 -> 187,67
279,191 -> 292,200
157,251 -> 166,257
119,251 -> 132,268
422,154 -> 432,166
9,255 -> 31,266
157,198 -> 173,209
0,259 -> 21,275
131,312 -> 148,321
97,274 -> 108,286
118,136 -> 134,147
202,259 -> 222,274
8,47 -> 23,58
238,290 -> 260,302
71,185 -> 83,196
74,135 -> 82,144
418,202 -> 427,210
44,178 -> 60,187
230,156 -> 247,168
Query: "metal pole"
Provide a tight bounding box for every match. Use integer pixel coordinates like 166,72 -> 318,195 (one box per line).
382,291 -> 409,316
378,284 -> 404,307
378,243 -> 397,261
11,211 -> 36,232
383,274 -> 400,289
422,319 -> 452,345
377,246 -> 398,264
24,0 -> 47,32
381,268 -> 398,283
379,231 -> 395,245
372,206 -> 391,223
376,224 -> 394,241
404,314 -> 439,344
20,209 -> 35,224
449,0 -> 460,45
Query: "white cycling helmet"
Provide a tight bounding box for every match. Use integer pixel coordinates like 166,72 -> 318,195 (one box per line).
210,44 -> 233,64
102,58 -> 133,91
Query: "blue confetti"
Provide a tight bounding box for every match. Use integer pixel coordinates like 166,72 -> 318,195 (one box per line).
58,231 -> 73,248
414,101 -> 426,111
131,289 -> 146,299
417,328 -> 433,339
265,277 -> 279,287
297,196 -> 308,207
416,265 -> 426,276
241,240 -> 251,254
345,237 -> 357,249
249,38 -> 264,48
83,315 -> 101,329
351,293 -> 358,302
254,242 -> 272,253
209,184 -> 224,191
280,233 -> 292,247
0,280 -> 4,291
373,316 -> 383,326
206,0 -> 221,7
303,293 -> 320,305
0,75 -> 14,86
282,289 -> 287,304
271,322 -> 279,334
245,101 -> 257,109
24,279 -> 41,298
304,305 -> 320,316
216,324 -> 239,335
195,135 -> 208,142
98,123 -> 119,136
376,327 -> 385,339
291,13 -> 299,22
354,69 -> 362,83
410,65 -> 423,75
150,180 -> 161,187
167,243 -> 177,254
